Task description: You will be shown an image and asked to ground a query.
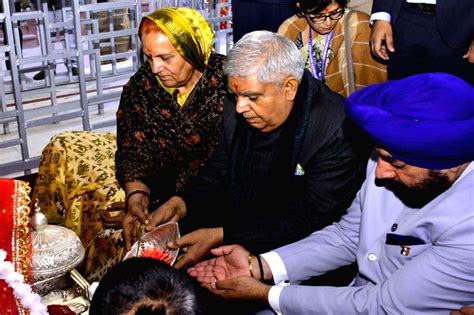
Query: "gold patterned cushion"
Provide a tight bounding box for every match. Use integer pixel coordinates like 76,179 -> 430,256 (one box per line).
33,131 -> 125,282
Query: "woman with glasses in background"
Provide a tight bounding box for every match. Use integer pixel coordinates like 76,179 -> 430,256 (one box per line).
278,0 -> 387,97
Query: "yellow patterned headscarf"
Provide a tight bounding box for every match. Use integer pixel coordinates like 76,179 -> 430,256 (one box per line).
145,7 -> 214,72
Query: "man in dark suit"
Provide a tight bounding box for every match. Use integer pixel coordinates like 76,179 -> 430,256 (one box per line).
124,31 -> 367,273
370,0 -> 474,84
232,0 -> 293,42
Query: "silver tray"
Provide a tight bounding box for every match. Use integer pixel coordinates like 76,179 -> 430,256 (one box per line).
123,222 -> 180,265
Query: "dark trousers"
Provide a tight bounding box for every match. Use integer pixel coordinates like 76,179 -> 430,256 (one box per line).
1,1 -> 23,71
232,0 -> 293,42
388,3 -> 474,85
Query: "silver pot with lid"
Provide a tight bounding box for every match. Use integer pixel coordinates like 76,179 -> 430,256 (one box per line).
30,202 -> 85,295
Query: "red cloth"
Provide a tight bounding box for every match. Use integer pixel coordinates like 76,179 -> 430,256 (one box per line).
0,178 -> 32,315
47,305 -> 77,315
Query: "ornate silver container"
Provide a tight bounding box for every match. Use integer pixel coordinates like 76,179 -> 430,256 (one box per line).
30,203 -> 85,295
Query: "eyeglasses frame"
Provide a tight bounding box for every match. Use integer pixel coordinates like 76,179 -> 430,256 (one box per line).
306,8 -> 345,24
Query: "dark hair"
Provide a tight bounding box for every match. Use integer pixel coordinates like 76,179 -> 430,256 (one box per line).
89,258 -> 197,315
292,0 -> 349,17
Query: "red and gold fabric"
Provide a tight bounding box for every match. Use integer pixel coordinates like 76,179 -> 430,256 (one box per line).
0,179 -> 32,315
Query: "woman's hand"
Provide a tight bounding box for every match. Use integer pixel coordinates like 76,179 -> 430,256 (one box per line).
100,202 -> 126,229
122,191 -> 151,251
169,227 -> 223,269
146,196 -> 187,231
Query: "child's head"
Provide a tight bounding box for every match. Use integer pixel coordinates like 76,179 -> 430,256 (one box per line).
90,257 -> 196,315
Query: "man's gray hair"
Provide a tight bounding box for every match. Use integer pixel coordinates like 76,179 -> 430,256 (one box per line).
224,30 -> 305,85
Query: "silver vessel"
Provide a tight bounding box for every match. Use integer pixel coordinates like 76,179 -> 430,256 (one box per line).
30,202 -> 85,295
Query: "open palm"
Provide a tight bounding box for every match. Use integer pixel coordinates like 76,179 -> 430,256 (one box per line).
188,245 -> 250,284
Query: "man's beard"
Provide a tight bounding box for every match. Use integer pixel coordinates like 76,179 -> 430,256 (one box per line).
376,171 -> 453,208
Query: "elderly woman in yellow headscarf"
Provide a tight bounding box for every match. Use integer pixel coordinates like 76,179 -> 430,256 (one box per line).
115,8 -> 227,250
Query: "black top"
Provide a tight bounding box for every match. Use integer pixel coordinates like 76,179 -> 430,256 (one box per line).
180,70 -> 368,253
371,0 -> 474,49
115,53 -> 227,205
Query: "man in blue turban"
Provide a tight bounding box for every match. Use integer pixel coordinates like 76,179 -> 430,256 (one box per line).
187,73 -> 474,314
345,72 -> 474,208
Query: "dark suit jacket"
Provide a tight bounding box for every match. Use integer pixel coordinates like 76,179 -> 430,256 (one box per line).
179,71 -> 367,253
372,0 -> 474,48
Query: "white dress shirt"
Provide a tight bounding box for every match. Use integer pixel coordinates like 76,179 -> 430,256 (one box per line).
371,0 -> 436,23
261,251 -> 289,313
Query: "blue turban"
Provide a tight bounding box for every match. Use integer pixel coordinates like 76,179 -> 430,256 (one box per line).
346,73 -> 474,169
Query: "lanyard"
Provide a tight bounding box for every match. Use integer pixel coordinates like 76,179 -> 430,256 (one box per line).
308,30 -> 334,81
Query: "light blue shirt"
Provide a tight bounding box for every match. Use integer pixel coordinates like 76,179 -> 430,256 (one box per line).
264,160 -> 474,314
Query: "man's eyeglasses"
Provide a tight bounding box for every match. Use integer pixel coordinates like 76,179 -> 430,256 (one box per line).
306,8 -> 345,24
